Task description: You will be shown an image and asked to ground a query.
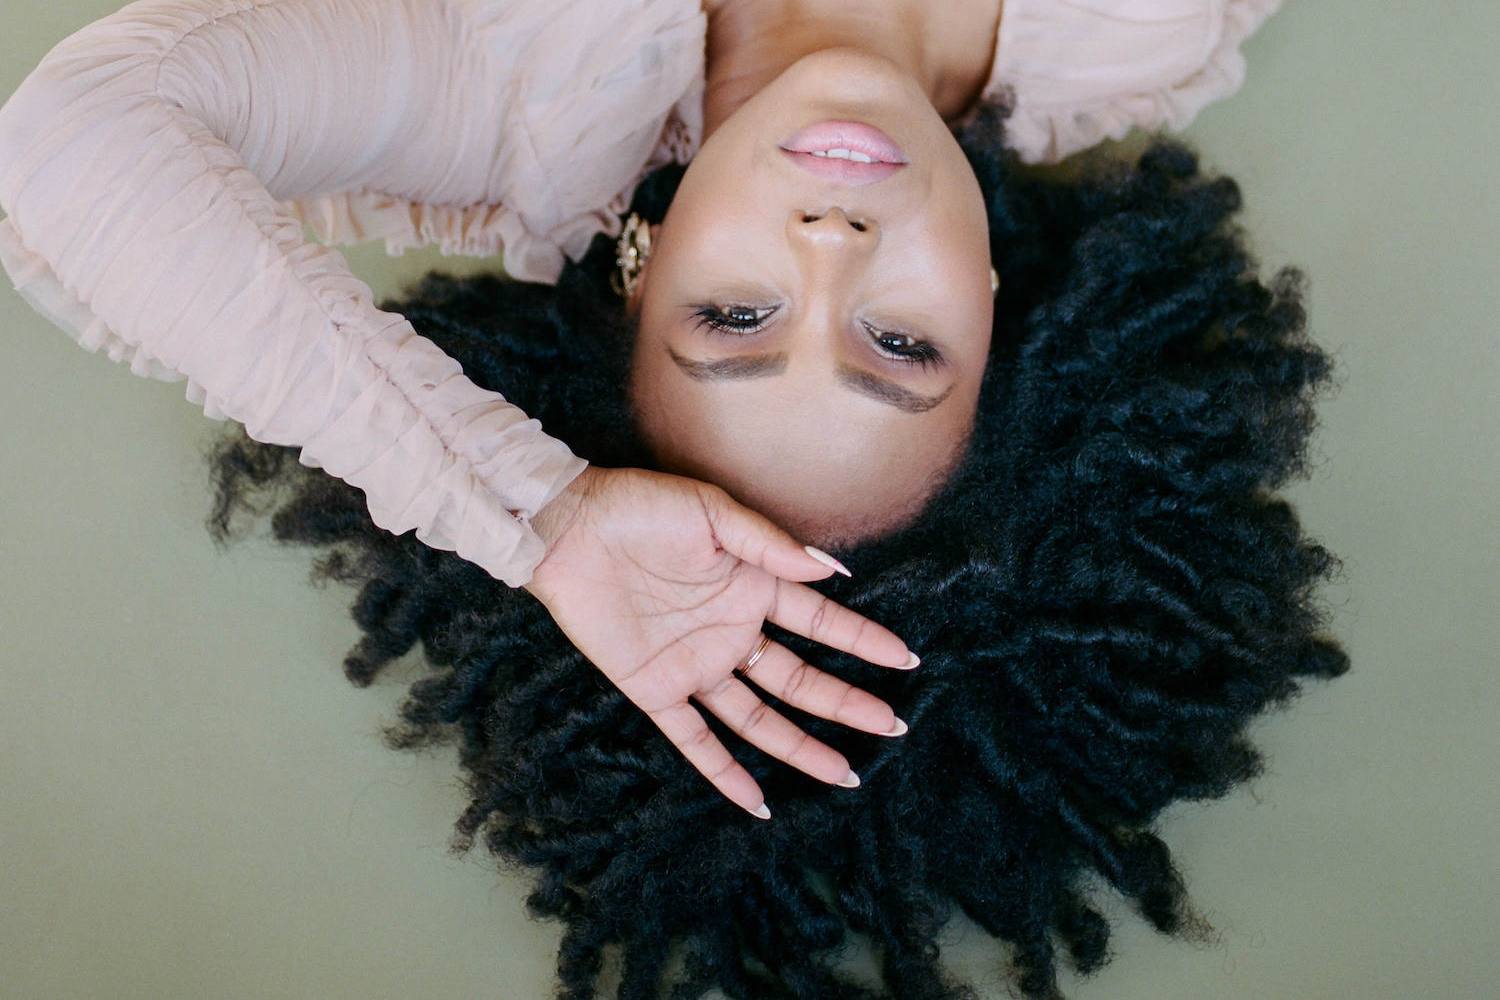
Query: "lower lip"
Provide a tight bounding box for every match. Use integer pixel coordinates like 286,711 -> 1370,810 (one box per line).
780,120 -> 908,162
777,120 -> 909,185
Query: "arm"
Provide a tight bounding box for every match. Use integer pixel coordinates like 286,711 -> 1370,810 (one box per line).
0,0 -> 922,820
0,0 -> 587,587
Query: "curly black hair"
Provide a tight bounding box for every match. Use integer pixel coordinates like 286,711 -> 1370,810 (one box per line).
201,99 -> 1350,999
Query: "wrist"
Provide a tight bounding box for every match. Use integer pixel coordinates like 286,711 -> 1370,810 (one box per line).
523,465 -> 602,597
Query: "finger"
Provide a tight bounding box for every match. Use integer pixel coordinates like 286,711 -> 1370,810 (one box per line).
735,639 -> 906,737
699,484 -> 851,583
650,701 -> 771,819
694,673 -> 857,787
768,578 -> 918,670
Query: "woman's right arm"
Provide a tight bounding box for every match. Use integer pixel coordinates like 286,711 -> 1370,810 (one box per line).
0,0 -> 588,588
0,0 -> 920,818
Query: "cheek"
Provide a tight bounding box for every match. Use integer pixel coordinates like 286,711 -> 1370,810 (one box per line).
923,167 -> 993,301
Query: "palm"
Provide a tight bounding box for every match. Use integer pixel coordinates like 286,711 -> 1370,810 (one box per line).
524,467 -> 917,819
588,527 -> 777,705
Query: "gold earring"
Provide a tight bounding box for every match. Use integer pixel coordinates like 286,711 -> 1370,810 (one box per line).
611,212 -> 653,300
990,266 -> 1000,295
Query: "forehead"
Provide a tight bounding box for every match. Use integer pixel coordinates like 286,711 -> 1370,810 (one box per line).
626,351 -> 978,545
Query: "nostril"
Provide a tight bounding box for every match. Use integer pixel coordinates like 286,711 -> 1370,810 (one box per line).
795,211 -> 871,232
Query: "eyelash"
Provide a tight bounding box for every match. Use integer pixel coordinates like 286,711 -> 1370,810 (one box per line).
690,304 -> 944,370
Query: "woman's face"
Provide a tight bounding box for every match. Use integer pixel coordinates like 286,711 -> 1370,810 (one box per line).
628,48 -> 993,547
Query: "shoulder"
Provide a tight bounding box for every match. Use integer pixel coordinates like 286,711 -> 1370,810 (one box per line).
976,0 -> 1286,163
456,0 -> 707,282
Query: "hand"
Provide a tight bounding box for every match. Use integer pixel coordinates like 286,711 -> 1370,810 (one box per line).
522,466 -> 918,819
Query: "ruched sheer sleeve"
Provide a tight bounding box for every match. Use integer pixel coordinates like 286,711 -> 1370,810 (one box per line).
0,0 -> 607,588
981,0 -> 1285,164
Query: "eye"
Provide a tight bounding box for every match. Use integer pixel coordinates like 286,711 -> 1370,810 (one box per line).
692,305 -> 942,367
692,303 -> 780,335
864,322 -> 943,369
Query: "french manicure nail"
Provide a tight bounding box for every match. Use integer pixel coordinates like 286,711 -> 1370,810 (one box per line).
749,802 -> 771,819
836,769 -> 861,788
804,545 -> 852,578
881,717 -> 909,737
899,651 -> 921,670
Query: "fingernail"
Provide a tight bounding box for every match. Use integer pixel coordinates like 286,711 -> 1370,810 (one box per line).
749,802 -> 771,819
881,717 -> 909,737
803,545 -> 852,578
835,769 -> 861,788
899,651 -> 921,670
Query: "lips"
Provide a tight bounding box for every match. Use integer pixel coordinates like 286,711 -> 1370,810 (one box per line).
777,120 -> 909,186
780,120 -> 908,162
778,150 -> 906,185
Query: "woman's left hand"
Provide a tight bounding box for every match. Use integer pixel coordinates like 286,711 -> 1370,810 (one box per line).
521,466 -> 917,819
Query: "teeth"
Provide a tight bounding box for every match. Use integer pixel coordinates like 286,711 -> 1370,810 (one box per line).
810,148 -> 877,163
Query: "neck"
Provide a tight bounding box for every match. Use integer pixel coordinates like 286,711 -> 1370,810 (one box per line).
700,0 -> 1001,140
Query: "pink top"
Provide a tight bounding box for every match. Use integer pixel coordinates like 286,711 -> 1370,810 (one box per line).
0,0 -> 1282,587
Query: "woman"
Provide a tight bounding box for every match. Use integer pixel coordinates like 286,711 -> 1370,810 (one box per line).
3,2 -> 1347,996
0,0 -> 1287,821
203,117 -> 1348,998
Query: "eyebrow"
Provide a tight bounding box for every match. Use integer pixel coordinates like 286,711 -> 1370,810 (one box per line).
667,346 -> 953,414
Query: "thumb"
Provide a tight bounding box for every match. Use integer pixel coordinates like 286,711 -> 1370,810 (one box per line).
700,486 -> 852,582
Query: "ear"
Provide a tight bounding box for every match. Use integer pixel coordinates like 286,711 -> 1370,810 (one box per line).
625,223 -> 662,316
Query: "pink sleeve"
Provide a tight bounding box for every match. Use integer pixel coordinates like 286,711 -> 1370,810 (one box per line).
982,0 -> 1285,164
0,0 -> 590,588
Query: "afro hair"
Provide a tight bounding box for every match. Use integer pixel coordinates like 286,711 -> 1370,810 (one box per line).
202,99 -> 1350,999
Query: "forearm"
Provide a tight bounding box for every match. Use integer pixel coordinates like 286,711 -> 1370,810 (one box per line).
0,0 -> 586,586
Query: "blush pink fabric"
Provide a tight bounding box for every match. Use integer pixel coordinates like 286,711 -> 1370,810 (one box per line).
0,0 -> 1283,587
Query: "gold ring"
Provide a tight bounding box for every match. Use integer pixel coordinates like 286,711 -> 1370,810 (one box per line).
732,633 -> 773,677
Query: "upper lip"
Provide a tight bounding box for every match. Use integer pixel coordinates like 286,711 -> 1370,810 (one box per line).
777,148 -> 907,187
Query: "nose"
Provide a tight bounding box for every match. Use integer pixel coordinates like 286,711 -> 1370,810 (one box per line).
787,206 -> 879,249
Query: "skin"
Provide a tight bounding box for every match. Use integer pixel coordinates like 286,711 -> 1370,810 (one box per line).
626,0 -> 1003,546
526,0 -> 1004,819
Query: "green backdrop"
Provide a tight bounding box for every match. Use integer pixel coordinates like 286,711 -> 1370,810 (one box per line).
2,2 -> 1496,997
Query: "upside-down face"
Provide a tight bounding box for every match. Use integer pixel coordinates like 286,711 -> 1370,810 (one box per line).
627,48 -> 995,548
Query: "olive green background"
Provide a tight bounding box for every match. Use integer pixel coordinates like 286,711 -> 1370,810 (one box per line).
2,3 -> 1495,998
